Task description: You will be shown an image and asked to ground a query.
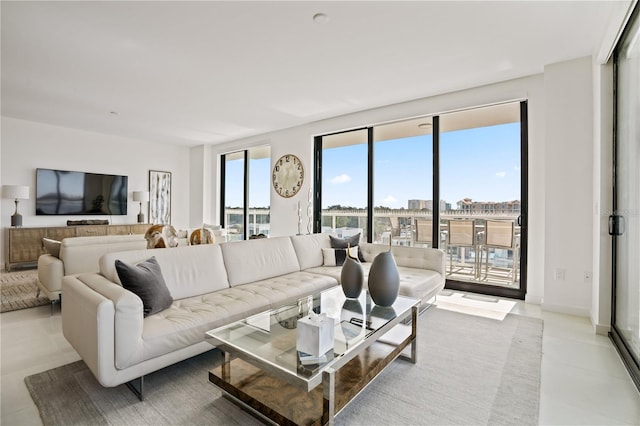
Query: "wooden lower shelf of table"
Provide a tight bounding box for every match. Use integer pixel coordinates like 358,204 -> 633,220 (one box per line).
208,336 -> 412,426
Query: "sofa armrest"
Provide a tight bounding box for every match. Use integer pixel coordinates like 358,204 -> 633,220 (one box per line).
37,254 -> 64,296
62,273 -> 145,384
422,247 -> 445,278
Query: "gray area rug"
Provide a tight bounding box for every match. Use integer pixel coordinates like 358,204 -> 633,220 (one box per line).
1,269 -> 49,313
25,307 -> 543,425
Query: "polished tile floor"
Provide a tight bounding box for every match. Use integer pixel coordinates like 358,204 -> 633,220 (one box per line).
1,294 -> 639,425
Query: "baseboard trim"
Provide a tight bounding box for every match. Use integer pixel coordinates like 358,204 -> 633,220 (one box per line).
594,323 -> 610,335
541,302 -> 590,318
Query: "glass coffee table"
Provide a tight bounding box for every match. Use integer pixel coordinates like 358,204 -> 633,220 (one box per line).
205,286 -> 420,425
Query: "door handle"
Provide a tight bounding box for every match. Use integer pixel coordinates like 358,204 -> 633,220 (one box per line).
608,214 -> 625,236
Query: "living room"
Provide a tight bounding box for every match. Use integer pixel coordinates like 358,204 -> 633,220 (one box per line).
2,1 -> 639,424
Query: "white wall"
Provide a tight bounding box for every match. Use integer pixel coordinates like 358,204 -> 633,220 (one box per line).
1,117 -> 191,267
209,73 -> 548,305
542,56 -> 595,317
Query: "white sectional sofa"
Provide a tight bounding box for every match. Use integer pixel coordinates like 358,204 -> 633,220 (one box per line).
61,233 -> 445,395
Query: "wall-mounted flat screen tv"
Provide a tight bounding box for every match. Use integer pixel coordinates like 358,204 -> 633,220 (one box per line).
36,168 -> 128,215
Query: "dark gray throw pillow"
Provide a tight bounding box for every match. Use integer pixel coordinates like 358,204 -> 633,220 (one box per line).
115,257 -> 173,317
329,233 -> 366,262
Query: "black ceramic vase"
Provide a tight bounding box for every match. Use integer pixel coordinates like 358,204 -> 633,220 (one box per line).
340,251 -> 363,298
368,250 -> 400,306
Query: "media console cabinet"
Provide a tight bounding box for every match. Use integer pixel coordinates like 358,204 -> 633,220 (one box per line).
4,224 -> 150,271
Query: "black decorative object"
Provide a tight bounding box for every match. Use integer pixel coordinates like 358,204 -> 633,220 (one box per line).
367,246 -> 400,307
340,246 -> 363,298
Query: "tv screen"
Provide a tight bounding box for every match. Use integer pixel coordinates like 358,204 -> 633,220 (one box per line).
36,168 -> 128,215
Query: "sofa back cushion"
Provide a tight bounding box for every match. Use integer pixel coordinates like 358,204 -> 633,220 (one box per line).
100,244 -> 230,299
290,234 -> 332,270
220,237 -> 301,287
391,245 -> 445,274
360,242 -> 444,274
60,235 -> 147,275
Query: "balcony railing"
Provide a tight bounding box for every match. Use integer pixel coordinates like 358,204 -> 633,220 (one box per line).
224,207 -> 521,288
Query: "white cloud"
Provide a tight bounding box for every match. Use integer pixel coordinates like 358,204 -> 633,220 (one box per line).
495,171 -> 507,178
330,174 -> 351,184
382,195 -> 398,204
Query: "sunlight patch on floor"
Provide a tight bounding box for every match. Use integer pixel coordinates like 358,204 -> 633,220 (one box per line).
433,291 -> 516,320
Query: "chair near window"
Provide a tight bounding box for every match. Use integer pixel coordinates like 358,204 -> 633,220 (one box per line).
479,219 -> 519,284
414,218 -> 433,246
446,219 -> 479,278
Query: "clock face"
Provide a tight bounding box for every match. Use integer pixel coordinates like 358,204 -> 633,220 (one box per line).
272,154 -> 304,198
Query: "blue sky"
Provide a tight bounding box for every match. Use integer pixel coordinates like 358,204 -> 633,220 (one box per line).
323,122 -> 521,209
226,122 -> 521,209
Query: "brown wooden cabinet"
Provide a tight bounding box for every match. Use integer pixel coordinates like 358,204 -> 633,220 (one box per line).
75,225 -> 108,237
5,224 -> 150,271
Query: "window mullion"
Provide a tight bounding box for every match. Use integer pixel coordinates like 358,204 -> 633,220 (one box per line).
367,127 -> 374,243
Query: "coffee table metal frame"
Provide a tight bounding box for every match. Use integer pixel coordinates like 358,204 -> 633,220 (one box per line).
205,287 -> 420,425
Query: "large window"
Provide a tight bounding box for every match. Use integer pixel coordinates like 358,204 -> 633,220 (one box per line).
315,101 -> 527,299
373,118 -> 433,246
221,146 -> 271,241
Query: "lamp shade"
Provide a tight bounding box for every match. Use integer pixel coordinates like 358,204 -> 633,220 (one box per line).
2,185 -> 30,200
132,191 -> 149,202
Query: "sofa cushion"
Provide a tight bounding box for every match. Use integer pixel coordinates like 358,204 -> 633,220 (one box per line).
359,243 -> 391,263
290,233 -> 332,270
307,263 -> 441,303
42,238 -> 61,258
395,266 -> 443,302
101,244 -> 230,300
330,233 -> 366,262
306,263 -> 373,284
220,237 -> 301,287
115,257 -> 173,317
138,271 -> 337,363
60,235 -> 147,275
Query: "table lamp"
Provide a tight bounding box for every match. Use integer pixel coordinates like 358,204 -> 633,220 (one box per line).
132,191 -> 149,223
3,185 -> 30,227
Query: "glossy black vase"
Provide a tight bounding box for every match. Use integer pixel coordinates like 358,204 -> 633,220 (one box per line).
368,250 -> 399,306
340,255 -> 363,298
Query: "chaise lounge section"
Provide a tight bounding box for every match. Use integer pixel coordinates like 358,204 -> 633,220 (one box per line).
61,233 -> 445,394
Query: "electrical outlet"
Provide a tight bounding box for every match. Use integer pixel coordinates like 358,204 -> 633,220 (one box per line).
555,268 -> 566,281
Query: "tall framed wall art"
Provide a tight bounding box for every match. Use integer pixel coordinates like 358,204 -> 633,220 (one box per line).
149,170 -> 171,224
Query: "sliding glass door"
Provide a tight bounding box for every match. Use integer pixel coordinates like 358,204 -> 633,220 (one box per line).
611,8 -> 640,390
439,102 -> 526,298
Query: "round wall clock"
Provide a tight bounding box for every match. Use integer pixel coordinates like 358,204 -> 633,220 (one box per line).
272,154 -> 304,198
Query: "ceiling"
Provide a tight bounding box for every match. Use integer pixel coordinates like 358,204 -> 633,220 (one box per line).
0,1 -> 632,148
